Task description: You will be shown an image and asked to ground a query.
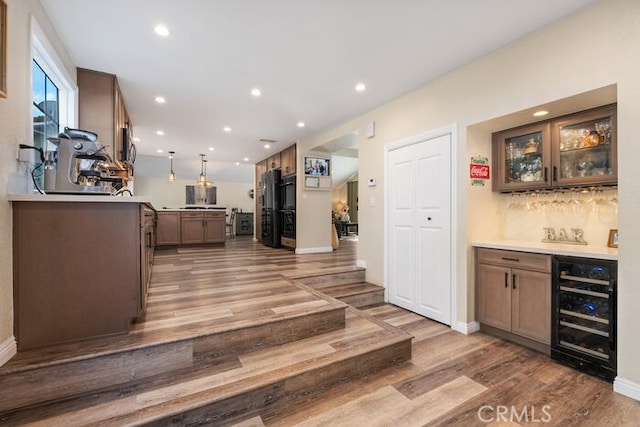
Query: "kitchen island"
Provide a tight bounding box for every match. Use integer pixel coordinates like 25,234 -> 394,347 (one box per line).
156,207 -> 227,246
9,194 -> 155,351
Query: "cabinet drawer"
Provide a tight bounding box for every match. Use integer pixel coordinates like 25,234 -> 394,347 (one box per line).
477,248 -> 551,273
205,211 -> 225,219
181,212 -> 204,219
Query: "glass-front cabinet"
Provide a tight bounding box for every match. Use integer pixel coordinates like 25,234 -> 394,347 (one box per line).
492,104 -> 617,192
552,105 -> 617,188
493,123 -> 551,192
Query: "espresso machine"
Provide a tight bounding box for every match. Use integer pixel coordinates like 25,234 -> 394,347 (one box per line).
45,128 -> 119,194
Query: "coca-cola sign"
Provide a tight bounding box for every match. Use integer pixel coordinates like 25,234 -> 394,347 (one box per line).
470,164 -> 490,179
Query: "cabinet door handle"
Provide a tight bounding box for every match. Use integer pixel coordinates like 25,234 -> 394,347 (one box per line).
504,272 -> 509,288
512,274 -> 517,290
544,167 -> 548,182
501,257 -> 520,262
553,166 -> 557,182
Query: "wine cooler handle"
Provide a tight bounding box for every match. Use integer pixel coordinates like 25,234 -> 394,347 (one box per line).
512,274 -> 517,290
504,272 -> 508,288
610,279 -> 616,352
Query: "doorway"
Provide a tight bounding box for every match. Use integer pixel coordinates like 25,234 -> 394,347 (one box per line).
385,126 -> 455,326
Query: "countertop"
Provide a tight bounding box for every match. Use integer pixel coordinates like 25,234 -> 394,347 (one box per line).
472,239 -> 618,260
159,207 -> 227,211
8,193 -> 153,205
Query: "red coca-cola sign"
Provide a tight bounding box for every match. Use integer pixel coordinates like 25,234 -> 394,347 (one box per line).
470,164 -> 490,179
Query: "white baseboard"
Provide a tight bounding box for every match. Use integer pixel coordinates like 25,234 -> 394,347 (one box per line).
295,246 -> 333,255
0,336 -> 17,367
356,259 -> 367,268
453,321 -> 480,335
614,376 -> 640,401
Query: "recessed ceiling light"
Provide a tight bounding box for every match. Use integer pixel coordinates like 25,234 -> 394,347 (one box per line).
243,157 -> 249,162
208,147 -> 215,151
156,130 -> 165,136
156,149 -> 163,153
355,83 -> 366,92
251,88 -> 261,97
235,162 -> 240,166
155,96 -> 166,104
533,110 -> 549,117
264,143 -> 271,149
223,126 -> 232,132
133,137 -> 140,142
154,24 -> 170,37
297,122 -> 305,128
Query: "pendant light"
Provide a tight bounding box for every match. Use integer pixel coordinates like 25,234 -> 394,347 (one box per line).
203,159 -> 214,188
168,151 -> 176,181
197,154 -> 206,187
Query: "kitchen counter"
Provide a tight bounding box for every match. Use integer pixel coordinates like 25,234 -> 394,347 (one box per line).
472,239 -> 618,260
160,207 -> 227,211
8,193 -> 153,206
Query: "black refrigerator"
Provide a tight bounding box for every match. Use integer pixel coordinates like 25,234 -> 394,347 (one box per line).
261,169 -> 281,247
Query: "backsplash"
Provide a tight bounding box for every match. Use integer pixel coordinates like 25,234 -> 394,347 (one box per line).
501,187 -> 618,247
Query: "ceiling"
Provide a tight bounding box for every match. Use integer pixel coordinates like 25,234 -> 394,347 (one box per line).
41,0 -> 599,169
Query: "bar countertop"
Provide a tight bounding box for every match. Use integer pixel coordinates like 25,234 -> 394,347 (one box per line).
472,239 -> 618,260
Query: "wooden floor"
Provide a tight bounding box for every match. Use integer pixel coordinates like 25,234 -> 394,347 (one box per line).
1,236 -> 639,426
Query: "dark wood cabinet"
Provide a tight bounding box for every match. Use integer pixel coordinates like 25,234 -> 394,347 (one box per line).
493,104 -> 617,192
13,200 -> 153,350
280,144 -> 297,176
476,248 -> 551,346
77,68 -> 132,170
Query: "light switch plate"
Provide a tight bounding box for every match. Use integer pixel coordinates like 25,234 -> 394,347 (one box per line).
366,121 -> 375,138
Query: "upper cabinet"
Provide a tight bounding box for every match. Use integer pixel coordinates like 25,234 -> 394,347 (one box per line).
280,144 -> 297,176
267,152 -> 281,170
77,68 -> 133,171
493,104 -> 617,192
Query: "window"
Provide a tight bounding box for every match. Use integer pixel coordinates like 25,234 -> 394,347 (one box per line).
30,16 -> 77,191
32,59 -> 59,157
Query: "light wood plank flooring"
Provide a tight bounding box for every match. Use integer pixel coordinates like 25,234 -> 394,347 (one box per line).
2,237 -> 639,426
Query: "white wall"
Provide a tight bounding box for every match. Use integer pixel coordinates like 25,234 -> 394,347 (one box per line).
134,177 -> 255,213
0,0 -> 77,363
297,0 -> 640,395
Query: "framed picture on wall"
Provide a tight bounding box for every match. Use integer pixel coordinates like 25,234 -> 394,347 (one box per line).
0,0 -> 6,98
607,229 -> 618,248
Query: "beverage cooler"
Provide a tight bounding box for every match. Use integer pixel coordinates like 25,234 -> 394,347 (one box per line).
552,256 -> 617,381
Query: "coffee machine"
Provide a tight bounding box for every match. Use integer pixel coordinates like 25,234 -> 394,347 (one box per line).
45,128 -> 117,194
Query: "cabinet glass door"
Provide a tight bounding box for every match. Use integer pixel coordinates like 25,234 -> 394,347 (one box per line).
493,123 -> 551,192
554,105 -> 617,187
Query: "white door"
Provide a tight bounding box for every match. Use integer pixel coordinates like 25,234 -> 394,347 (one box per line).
387,133 -> 451,325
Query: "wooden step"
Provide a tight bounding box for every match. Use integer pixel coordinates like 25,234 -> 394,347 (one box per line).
317,282 -> 385,309
1,308 -> 412,426
292,267 -> 366,289
0,282 -> 347,414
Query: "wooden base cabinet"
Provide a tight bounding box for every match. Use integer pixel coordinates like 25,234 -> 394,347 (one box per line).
156,212 -> 181,245
13,201 -> 154,350
476,248 -> 551,345
180,211 -> 225,244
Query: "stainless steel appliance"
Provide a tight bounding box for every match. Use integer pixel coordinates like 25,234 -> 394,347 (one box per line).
261,169 -> 281,247
551,256 -> 617,381
45,129 -> 119,195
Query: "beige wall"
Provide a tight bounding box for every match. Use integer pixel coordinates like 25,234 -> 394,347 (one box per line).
134,177 -> 255,214
0,0 -> 76,360
297,0 -> 640,391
